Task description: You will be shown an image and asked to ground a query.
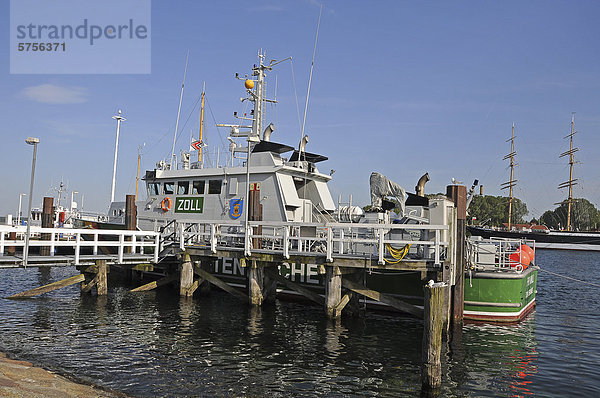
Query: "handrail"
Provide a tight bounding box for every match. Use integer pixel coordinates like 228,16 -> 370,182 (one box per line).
466,237 -> 536,273
175,220 -> 452,265
0,225 -> 160,264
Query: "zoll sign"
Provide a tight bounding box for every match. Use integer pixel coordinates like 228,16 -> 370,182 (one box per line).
174,197 -> 204,213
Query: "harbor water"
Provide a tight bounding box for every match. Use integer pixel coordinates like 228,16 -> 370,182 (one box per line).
0,250 -> 598,397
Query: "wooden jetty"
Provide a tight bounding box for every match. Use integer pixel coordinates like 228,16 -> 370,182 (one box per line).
0,186 -> 467,392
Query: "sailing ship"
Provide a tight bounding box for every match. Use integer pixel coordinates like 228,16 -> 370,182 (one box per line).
468,116 -> 600,251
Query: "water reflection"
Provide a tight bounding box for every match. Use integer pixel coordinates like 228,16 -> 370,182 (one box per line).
448,317 -> 538,397
324,319 -> 346,359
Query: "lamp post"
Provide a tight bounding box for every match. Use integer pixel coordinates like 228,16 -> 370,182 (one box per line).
17,193 -> 26,226
110,110 -> 126,204
24,137 -> 39,267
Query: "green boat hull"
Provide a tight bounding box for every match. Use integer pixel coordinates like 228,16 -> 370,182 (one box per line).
464,266 -> 538,322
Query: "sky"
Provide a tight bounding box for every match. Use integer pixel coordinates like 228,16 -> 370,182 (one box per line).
1,0 -> 600,220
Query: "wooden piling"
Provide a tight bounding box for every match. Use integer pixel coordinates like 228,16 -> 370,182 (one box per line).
446,185 -> 467,326
96,260 -> 108,295
180,252 -> 195,297
40,197 -> 54,256
125,195 -> 137,254
421,282 -> 447,391
248,261 -> 264,305
325,265 -> 342,318
125,195 -> 137,230
6,232 -> 16,256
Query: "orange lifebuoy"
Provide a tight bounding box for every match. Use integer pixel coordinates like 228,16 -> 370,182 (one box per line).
161,197 -> 172,212
509,250 -> 530,269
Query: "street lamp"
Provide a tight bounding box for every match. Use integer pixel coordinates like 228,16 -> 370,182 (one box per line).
17,193 -> 26,226
23,137 -> 39,267
110,110 -> 126,204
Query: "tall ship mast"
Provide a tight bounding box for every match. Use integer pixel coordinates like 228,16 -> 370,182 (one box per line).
501,123 -> 517,229
557,114 -> 578,231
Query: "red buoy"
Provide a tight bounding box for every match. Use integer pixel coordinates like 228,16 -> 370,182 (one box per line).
520,244 -> 535,262
509,250 -> 530,268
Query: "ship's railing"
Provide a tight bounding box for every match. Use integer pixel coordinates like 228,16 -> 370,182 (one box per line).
0,225 -> 160,264
466,237 -> 536,272
173,220 -> 451,265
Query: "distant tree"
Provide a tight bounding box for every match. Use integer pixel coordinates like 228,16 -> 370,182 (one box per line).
468,195 -> 528,227
540,210 -> 560,229
540,198 -> 600,230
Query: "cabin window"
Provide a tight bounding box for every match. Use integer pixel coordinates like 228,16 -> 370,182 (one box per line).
192,180 -> 205,195
177,181 -> 189,195
164,182 -> 174,195
149,182 -> 160,196
208,180 -> 222,194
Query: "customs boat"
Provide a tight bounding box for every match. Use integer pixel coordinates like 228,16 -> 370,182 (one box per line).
97,51 -> 536,322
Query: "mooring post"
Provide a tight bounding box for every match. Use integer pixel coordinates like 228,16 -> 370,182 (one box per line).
325,265 -> 342,318
422,281 -> 447,392
96,259 -> 108,295
40,197 -> 54,256
7,231 -> 16,256
248,260 -> 265,305
125,194 -> 137,254
446,185 -> 466,327
180,252 -> 195,297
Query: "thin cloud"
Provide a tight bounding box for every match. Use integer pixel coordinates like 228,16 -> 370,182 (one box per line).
19,84 -> 88,104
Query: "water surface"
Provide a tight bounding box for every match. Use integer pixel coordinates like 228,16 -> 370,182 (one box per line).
0,250 -> 598,397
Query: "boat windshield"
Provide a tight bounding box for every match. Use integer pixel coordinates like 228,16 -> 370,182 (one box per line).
177,182 -> 189,195
193,181 -> 205,195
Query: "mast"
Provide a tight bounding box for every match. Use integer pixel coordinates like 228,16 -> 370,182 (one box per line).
135,143 -> 145,201
501,123 -> 517,229
170,51 -> 189,170
216,51 -> 282,255
558,113 -> 579,230
198,82 -> 205,163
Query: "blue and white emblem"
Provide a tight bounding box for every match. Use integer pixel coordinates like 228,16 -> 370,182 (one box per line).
230,199 -> 243,219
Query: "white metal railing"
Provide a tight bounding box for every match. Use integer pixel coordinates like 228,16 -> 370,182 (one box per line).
0,225 -> 160,264
466,237 -> 536,272
173,220 -> 451,265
